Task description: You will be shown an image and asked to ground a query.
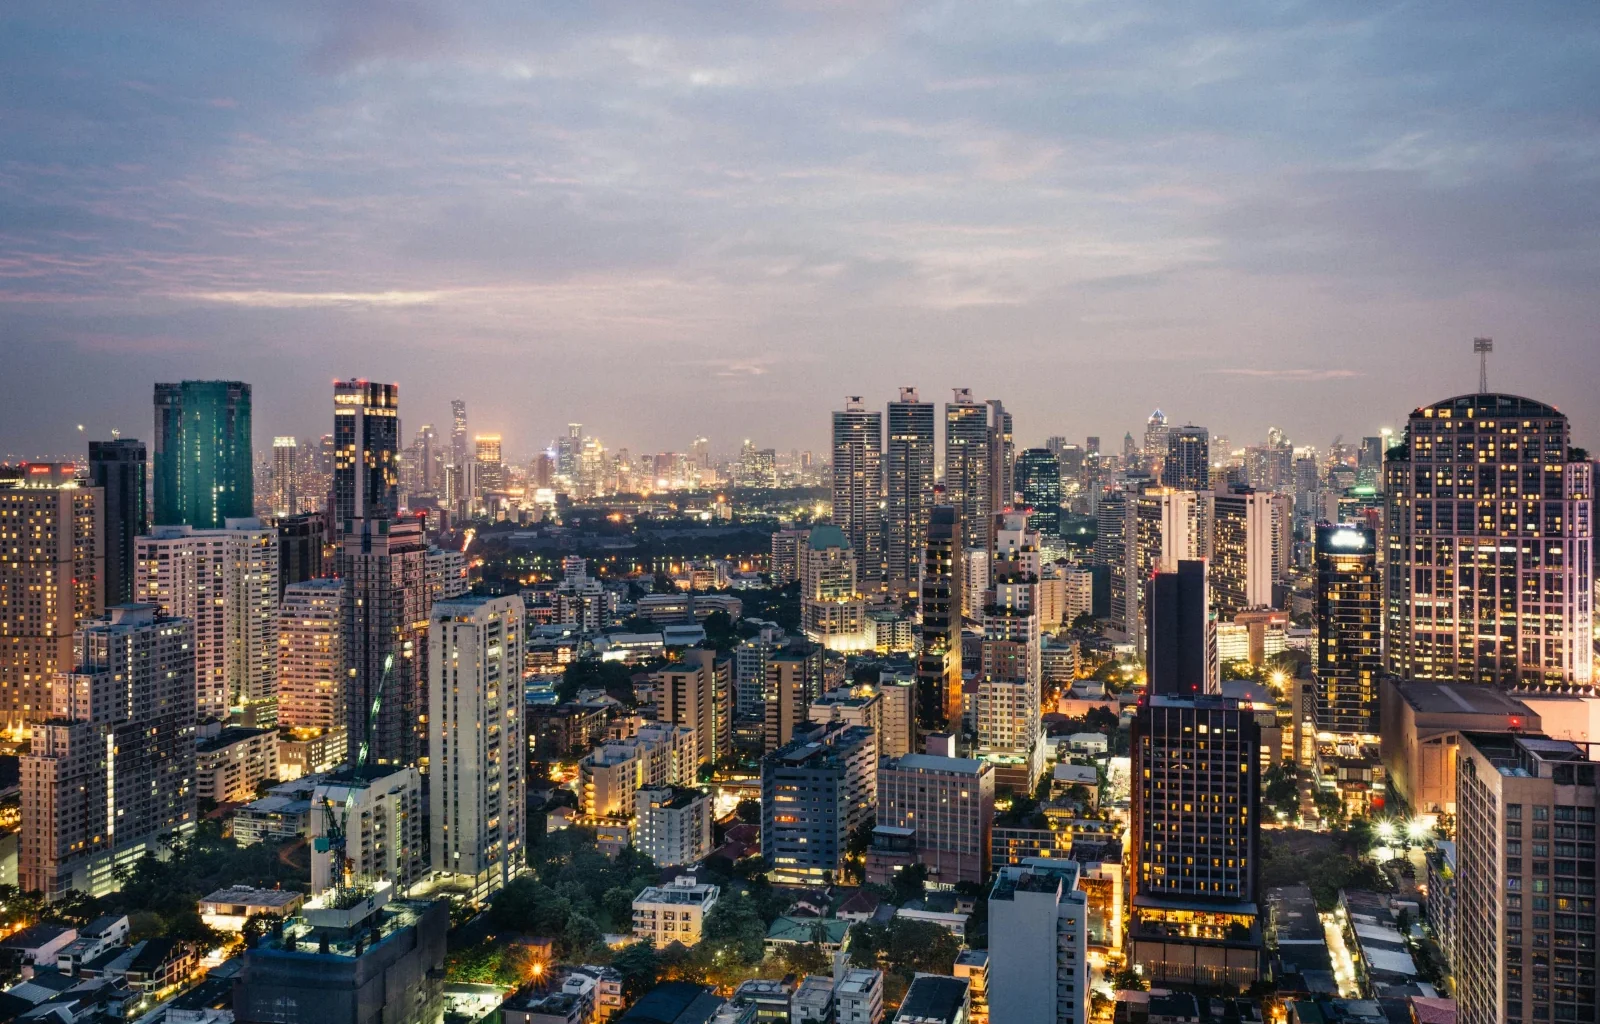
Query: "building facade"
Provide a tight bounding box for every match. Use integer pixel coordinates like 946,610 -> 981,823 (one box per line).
886,388 -> 936,598
832,397 -> 885,586
279,578 -> 345,733
877,754 -> 995,886
341,517 -> 429,768
1313,523 -> 1381,736
153,380 -> 253,528
761,723 -> 876,884
333,379 -> 401,526
635,787 -> 713,868
88,439 -> 147,607
988,858 -> 1089,1024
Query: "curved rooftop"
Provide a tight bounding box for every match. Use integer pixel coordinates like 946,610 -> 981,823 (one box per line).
1412,392 -> 1564,420
808,523 -> 851,550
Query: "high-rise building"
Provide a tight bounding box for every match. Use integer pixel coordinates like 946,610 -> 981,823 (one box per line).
1143,409 -> 1171,474
765,642 -> 825,752
1163,425 -> 1210,491
769,528 -> 808,586
945,390 -> 994,555
272,436 -> 300,516
136,519 -> 279,723
978,516 -> 1044,789
1015,448 -> 1063,536
801,525 -> 870,651
886,388 -> 936,598
917,506 -> 964,732
1209,486 -> 1275,617
88,439 -> 146,607
278,578 -> 345,735
832,398 -> 884,586
1313,523 -> 1381,736
309,766 -> 426,892
21,605 -> 196,898
332,380 -> 400,527
760,722 -> 876,884
1386,392 -> 1594,689
989,399 -> 1015,518
410,424 -> 438,495
473,434 -> 503,493
1131,692 -> 1263,986
635,786 -> 713,868
450,399 -> 468,470
1146,560 -> 1217,698
877,753 -> 995,885
341,517 -> 429,768
428,595 -> 525,902
153,380 -> 253,528
655,651 -> 720,768
1106,487 -> 1208,648
1455,733 -> 1599,1024
988,858 -> 1089,1024
273,511 -> 325,599
0,466 -> 104,730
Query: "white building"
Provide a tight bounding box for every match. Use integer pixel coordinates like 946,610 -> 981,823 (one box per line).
429,595 -> 526,902
277,578 -> 344,732
632,877 -> 720,948
988,858 -> 1088,1024
578,723 -> 697,819
309,766 -> 425,892
834,966 -> 884,1024
801,525 -> 870,652
635,786 -> 713,868
426,546 -> 469,603
135,519 -> 278,723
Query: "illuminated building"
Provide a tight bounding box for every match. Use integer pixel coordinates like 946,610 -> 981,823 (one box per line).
332,379 -> 400,526
917,506 -> 964,732
1209,486 -> 1275,617
761,722 -> 876,884
1109,487 -> 1208,647
450,399 -> 469,474
1147,560 -> 1217,698
1385,391 -> 1593,689
945,390 -> 995,556
832,397 -> 885,586
1163,424 -> 1210,491
153,380 -> 253,528
278,578 -> 345,734
136,519 -> 279,724
765,642 -> 824,752
1143,409 -> 1171,474
1015,448 -> 1062,536
429,595 -> 525,903
0,466 -> 103,730
654,648 -> 731,768
271,436 -> 300,515
988,858 -> 1088,1024
21,605 -> 195,898
473,433 -> 503,493
308,767 -> 425,891
886,388 -> 936,598
800,524 -> 870,652
632,878 -> 720,949
88,438 -> 146,607
978,514 -> 1044,789
1314,523 -> 1381,736
341,517 -> 429,767
635,787 -> 713,868
877,753 -> 994,886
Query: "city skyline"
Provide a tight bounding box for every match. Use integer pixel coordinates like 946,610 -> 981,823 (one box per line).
3,5 -> 1600,456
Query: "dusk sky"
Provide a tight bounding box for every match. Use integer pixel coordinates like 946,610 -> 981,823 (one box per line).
3,2 -> 1599,461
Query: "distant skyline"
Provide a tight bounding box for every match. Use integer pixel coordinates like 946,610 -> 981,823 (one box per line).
3,4 -> 1599,457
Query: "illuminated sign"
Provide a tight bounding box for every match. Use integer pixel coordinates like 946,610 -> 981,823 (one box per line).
1328,529 -> 1368,550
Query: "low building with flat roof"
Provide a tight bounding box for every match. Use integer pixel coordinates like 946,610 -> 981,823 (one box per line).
632,878 -> 720,949
1379,678 -> 1538,818
198,886 -> 305,933
893,975 -> 969,1024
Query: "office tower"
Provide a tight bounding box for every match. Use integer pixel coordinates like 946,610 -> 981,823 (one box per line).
978,519 -> 1044,789
136,519 -> 279,723
0,466 -> 104,730
1015,448 -> 1062,535
332,379 -> 400,527
765,642 -> 825,751
635,786 -> 713,868
1356,435 -> 1385,489
410,424 -> 438,494
760,722 -> 876,884
877,753 -> 995,885
1386,393 -> 1594,689
832,397 -> 885,585
945,390 -> 995,554
1313,523 -> 1381,736
473,434 -> 503,494
235,893 -> 448,1024
1093,489 -> 1130,632
153,380 -> 253,528
886,388 -> 936,597
449,399 -> 468,468
21,605 -> 196,898
988,398 -> 1015,513
87,439 -> 145,608
342,517 -> 429,767
1143,409 -> 1170,472
271,436 -> 300,515
917,506 -> 964,733
1210,486 -> 1275,616
278,578 -> 345,735
1125,488 -> 1208,647
1147,560 -> 1218,697
1131,691 -> 1263,986
273,511 -> 325,599
1163,425 -> 1210,491
988,858 -> 1089,1024
1455,734 -> 1598,1024
428,595 -> 524,901
801,525 -> 870,651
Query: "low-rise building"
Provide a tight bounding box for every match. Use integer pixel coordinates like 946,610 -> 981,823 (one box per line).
951,951 -> 988,1024
833,967 -> 884,1024
790,975 -> 833,1024
893,975 -> 970,1024
633,878 -> 720,949
198,886 -> 306,933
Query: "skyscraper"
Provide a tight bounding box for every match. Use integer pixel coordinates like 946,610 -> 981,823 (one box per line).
1146,560 -> 1217,698
0,466 -> 103,730
1385,392 -> 1594,689
88,438 -> 146,607
450,398 -> 468,471
341,517 -> 429,767
831,398 -> 884,585
978,513 -> 1044,789
411,424 -> 438,495
988,398 -> 1015,519
153,380 -> 253,528
271,436 -> 300,516
278,578 -> 345,736
917,506 -> 964,733
273,512 -> 325,599
1143,409 -> 1170,473
558,423 -> 582,478
1313,523 -> 1381,736
429,595 -> 525,902
1163,424 -> 1210,491
885,388 -> 935,597
333,380 -> 400,526
988,859 -> 1089,1024
800,525 -> 869,652
945,390 -> 994,555
1209,486 -> 1275,617
473,434 -> 503,493
21,605 -> 196,898
1015,448 -> 1062,535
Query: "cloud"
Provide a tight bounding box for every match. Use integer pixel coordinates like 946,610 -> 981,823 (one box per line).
1209,369 -> 1365,381
177,289 -> 453,308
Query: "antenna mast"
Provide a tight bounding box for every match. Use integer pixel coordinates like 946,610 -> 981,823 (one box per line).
1474,337 -> 1493,393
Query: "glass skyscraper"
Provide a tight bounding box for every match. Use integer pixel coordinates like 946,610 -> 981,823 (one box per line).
152,380 -> 253,528
1014,448 -> 1062,535
88,438 -> 147,606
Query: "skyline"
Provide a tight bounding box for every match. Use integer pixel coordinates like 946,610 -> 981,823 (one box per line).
3,3 -> 1600,455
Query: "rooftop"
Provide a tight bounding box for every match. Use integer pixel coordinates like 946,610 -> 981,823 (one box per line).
199,886 -> 303,908
884,753 -> 986,776
895,975 -> 969,1024
1391,679 -> 1535,719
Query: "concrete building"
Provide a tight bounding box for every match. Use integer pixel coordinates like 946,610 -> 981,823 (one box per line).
655,649 -> 729,769
195,723 -> 279,804
1379,678 -> 1538,818
832,397 -> 885,586
135,519 -> 278,723
579,725 -> 697,819
801,525 -> 870,652
341,516 -> 429,768
765,642 -> 824,752
877,754 -> 995,886
278,578 -> 345,733
429,595 -> 526,902
917,505 -> 965,733
1209,486 -> 1275,618
632,877 -> 720,948
636,787 -> 713,868
0,467 -> 103,730
88,439 -> 146,608
761,723 -> 877,884
834,967 -> 884,1024
309,767 -> 426,892
886,388 -> 936,599
769,528 -> 809,587
894,975 -> 970,1024
20,605 -> 195,898
199,886 -> 305,933
1455,733 -> 1599,1024
988,858 -> 1088,1024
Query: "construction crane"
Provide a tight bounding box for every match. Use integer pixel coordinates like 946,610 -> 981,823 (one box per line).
312,652 -> 394,897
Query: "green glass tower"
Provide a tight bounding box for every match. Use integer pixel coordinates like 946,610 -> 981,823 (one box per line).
153,380 -> 254,528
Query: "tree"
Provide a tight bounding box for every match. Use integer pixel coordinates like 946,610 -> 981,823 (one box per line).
601,886 -> 637,931
1109,964 -> 1147,991
1071,612 -> 1097,631
1264,764 -> 1299,819
240,914 -> 276,947
891,863 -> 928,906
612,942 -> 660,999
736,799 -> 762,825
700,894 -> 767,966
783,940 -> 831,976
561,913 -> 602,958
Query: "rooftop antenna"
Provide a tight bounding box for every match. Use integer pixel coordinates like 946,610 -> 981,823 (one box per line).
1474,337 -> 1493,393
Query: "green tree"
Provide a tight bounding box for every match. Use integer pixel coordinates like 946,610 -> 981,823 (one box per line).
562,913 -> 603,958
700,893 -> 767,966
736,799 -> 762,825
601,886 -> 637,931
612,942 -> 660,999
1264,764 -> 1300,819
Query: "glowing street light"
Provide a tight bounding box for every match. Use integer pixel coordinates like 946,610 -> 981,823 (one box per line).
1376,820 -> 1396,842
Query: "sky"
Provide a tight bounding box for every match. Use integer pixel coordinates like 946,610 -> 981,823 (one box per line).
3,1 -> 1600,462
